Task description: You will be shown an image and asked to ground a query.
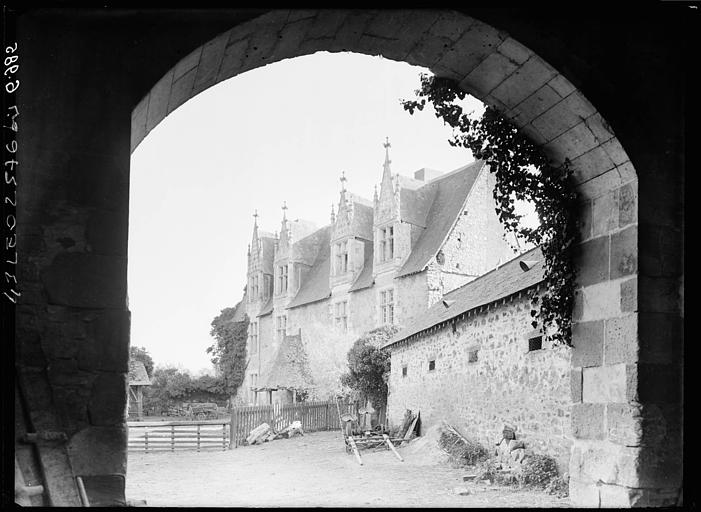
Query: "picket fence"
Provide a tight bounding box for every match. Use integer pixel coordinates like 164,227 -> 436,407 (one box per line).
229,399 -> 358,448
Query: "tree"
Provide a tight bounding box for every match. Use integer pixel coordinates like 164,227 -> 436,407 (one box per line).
129,345 -> 154,378
143,366 -> 193,413
206,307 -> 248,397
340,325 -> 400,409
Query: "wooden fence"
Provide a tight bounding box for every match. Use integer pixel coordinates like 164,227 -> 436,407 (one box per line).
229,399 -> 358,448
128,400 -> 362,452
128,420 -> 230,452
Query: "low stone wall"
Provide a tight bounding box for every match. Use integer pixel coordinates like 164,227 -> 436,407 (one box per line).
386,292 -> 572,472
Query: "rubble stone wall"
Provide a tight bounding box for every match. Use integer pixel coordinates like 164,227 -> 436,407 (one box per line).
387,292 -> 573,471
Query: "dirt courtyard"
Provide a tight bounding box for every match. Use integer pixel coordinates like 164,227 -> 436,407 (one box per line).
126,430 -> 570,507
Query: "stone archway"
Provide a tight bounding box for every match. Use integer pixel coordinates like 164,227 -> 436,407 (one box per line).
14,7 -> 683,508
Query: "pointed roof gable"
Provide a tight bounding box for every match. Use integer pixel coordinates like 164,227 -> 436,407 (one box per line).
397,160 -> 485,277
128,361 -> 151,386
385,246 -> 544,349
259,332 -> 314,390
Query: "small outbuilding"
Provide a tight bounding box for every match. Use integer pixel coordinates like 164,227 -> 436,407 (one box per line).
255,331 -> 313,405
383,246 -> 572,471
128,360 -> 152,419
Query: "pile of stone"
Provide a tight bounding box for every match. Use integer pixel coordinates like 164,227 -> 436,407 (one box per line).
246,420 -> 305,445
493,425 -> 527,471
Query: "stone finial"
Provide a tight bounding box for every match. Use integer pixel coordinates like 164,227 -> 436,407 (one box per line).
340,170 -> 347,191
330,203 -> 336,224
281,201 -> 288,221
253,209 -> 259,224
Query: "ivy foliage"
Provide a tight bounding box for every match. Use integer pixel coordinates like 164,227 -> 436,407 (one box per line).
340,325 -> 400,408
207,307 -> 248,395
401,74 -> 578,346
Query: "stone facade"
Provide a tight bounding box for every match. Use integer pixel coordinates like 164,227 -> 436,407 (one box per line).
386,290 -> 572,472
237,146 -> 516,404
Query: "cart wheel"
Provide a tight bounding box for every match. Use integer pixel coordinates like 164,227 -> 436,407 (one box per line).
196,412 -> 206,421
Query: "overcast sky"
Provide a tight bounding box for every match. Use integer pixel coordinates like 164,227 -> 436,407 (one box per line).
128,51 -> 487,374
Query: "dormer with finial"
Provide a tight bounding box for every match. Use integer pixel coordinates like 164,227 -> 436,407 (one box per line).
374,137 -> 402,274
331,169 -> 373,289
247,209 -> 276,305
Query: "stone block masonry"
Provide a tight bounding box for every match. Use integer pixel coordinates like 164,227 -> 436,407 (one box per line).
387,293 -> 572,472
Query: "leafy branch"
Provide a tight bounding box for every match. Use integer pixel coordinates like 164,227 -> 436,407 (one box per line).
402,74 -> 578,346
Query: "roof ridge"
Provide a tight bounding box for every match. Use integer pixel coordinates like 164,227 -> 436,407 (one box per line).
444,245 -> 542,298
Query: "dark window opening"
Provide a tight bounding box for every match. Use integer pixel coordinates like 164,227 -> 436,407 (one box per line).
468,349 -> 478,363
402,365 -> 407,377
428,359 -> 436,371
528,336 -> 543,351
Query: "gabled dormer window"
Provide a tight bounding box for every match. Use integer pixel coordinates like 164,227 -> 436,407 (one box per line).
379,226 -> 394,262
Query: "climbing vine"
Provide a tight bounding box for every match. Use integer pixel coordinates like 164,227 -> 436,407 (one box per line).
401,73 -> 578,346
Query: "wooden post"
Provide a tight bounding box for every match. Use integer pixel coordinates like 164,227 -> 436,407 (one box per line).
171,425 -> 175,451
144,431 -> 149,453
383,434 -> 404,462
230,407 -> 237,449
348,437 -> 363,466
196,423 -> 201,452
292,389 -> 297,404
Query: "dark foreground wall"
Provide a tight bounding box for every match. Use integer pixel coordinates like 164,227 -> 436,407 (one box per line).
8,6 -> 684,507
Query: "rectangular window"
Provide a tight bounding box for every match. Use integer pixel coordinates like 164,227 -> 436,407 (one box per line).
468,349 -> 478,363
276,315 -> 287,341
380,289 -> 394,325
249,321 -> 259,355
342,241 -> 348,273
334,300 -> 348,331
336,241 -> 348,274
387,226 -> 394,260
378,226 -> 394,262
277,264 -> 288,293
528,335 -> 543,351
251,373 -> 258,388
428,359 -> 436,372
402,365 -> 407,377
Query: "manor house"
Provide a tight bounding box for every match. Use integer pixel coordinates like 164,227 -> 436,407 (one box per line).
235,140 -> 519,405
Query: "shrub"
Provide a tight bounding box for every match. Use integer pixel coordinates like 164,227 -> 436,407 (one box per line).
438,429 -> 489,467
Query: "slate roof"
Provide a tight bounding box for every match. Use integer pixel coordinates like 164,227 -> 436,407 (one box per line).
291,223 -> 328,266
258,332 -> 314,390
350,199 -> 374,241
260,235 -> 276,275
286,226 -> 332,309
128,361 -> 151,386
258,295 -> 274,317
384,246 -> 544,349
349,239 -> 374,292
397,160 -> 485,277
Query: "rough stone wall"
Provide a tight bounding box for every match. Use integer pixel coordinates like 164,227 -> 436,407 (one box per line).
395,271 -> 429,326
437,168 -> 517,287
349,287 -> 376,334
288,300 -> 356,400
387,292 -> 573,471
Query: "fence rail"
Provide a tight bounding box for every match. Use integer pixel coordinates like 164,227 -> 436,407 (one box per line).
128,400 -> 361,452
128,420 -> 230,452
229,399 -> 358,448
